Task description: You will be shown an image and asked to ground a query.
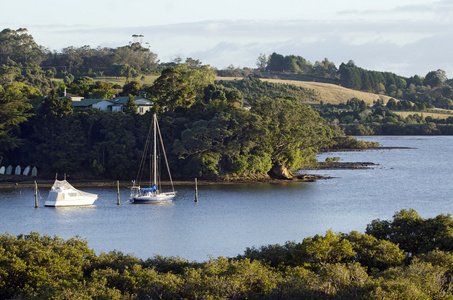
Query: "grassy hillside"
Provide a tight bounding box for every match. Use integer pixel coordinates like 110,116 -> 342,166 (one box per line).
394,110 -> 453,119
95,75 -> 159,86
260,79 -> 394,106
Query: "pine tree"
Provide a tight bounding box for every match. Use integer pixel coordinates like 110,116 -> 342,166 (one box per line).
123,94 -> 137,114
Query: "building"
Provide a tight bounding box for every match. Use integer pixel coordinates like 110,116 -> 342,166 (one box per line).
72,99 -> 105,110
60,88 -> 84,101
71,96 -> 154,114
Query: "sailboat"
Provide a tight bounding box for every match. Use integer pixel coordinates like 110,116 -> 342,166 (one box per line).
130,114 -> 176,203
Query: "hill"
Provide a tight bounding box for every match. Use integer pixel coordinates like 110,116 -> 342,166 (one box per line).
260,78 -> 394,105
259,79 -> 453,119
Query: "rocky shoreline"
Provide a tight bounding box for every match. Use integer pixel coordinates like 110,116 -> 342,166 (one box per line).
314,161 -> 376,170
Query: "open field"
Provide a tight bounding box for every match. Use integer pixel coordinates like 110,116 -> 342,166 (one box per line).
95,75 -> 158,85
394,110 -> 453,119
260,79 -> 395,105
215,76 -> 244,81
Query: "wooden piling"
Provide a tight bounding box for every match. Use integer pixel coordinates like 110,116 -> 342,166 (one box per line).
117,181 -> 120,205
34,181 -> 38,208
195,178 -> 198,202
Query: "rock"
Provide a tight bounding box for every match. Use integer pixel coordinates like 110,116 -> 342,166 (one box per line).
270,164 -> 293,179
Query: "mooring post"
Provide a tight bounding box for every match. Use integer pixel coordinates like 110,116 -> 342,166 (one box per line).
195,178 -> 198,202
117,180 -> 120,205
34,180 -> 38,208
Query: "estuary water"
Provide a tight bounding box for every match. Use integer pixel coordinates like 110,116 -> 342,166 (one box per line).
1,136 -> 453,262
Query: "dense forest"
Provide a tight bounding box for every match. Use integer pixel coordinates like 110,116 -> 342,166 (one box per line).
5,70 -> 351,180
2,209 -> 453,299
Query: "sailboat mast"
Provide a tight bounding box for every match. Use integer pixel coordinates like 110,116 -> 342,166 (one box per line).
153,114 -> 157,187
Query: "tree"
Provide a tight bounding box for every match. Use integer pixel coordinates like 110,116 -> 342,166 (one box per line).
256,53 -> 267,71
185,57 -> 202,68
294,230 -> 356,268
423,69 -> 447,87
266,52 -> 286,72
339,63 -> 361,90
386,98 -> 398,110
172,109 -> 268,177
344,231 -> 406,271
366,209 -> 453,256
313,58 -> 337,79
0,83 -> 34,152
250,97 -> 336,175
39,89 -> 73,119
202,84 -> 243,107
123,94 -> 137,114
175,63 -> 216,96
0,28 -> 45,66
147,68 -> 196,112
122,80 -> 141,96
112,43 -> 158,72
89,81 -> 117,99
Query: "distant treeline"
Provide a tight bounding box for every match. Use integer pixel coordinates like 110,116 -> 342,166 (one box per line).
263,52 -> 453,110
316,98 -> 453,135
3,28 -> 453,112
2,209 -> 453,299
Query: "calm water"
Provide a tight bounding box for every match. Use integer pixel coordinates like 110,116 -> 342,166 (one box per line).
1,136 -> 453,261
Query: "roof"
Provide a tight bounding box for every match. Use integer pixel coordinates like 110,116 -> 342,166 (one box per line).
111,96 -> 154,106
72,99 -> 104,107
66,93 -> 82,98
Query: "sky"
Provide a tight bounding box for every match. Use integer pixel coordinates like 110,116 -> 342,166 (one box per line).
2,0 -> 453,78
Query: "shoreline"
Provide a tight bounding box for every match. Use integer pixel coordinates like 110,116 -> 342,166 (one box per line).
0,174 -> 329,189
0,159 -> 384,189
2,147 -> 396,189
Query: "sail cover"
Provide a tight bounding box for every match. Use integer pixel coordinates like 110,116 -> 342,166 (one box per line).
141,184 -> 157,192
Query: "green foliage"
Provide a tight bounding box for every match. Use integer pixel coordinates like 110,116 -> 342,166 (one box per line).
370,259 -> 450,299
0,232 -> 95,299
122,94 -> 138,114
39,89 -> 73,119
202,83 -> 244,107
251,97 -> 335,170
171,96 -> 336,178
147,68 -> 196,112
366,209 -> 453,256
329,136 -> 379,150
265,53 -> 338,80
175,63 -> 216,96
3,210 -> 453,298
0,83 -> 34,152
0,28 -> 45,66
424,69 -> 447,87
344,231 -> 406,271
295,230 -> 357,268
121,80 -> 141,96
218,76 -> 320,103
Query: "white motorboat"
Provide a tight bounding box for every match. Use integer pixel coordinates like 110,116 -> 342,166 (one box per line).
45,179 -> 97,207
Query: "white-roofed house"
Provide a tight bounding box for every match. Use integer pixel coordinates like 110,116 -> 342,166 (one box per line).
108,96 -> 154,114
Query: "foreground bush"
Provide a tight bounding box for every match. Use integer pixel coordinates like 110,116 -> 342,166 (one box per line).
2,209 -> 453,299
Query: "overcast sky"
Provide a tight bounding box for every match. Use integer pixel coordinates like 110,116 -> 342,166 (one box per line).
2,0 -> 452,78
